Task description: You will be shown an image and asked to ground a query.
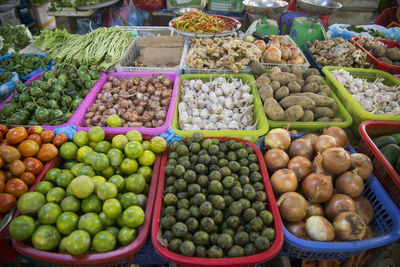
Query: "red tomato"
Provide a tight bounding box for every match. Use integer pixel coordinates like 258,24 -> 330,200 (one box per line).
9,160 -> 26,176
18,140 -> 40,157
52,133 -> 68,147
0,171 -> 5,183
23,158 -> 43,175
40,130 -> 55,143
20,172 -> 36,186
0,193 -> 16,213
0,125 -> 8,136
27,134 -> 42,146
27,126 -> 44,135
5,178 -> 27,198
6,127 -> 28,145
0,180 -> 4,193
37,144 -> 58,162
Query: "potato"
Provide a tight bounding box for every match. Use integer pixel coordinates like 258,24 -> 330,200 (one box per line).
280,66 -> 292,73
305,75 -> 324,85
291,65 -> 303,80
313,107 -> 335,119
271,81 -> 281,91
330,118 -> 342,122
259,84 -> 274,101
270,66 -> 281,73
317,91 -> 329,97
292,92 -> 335,107
284,105 -> 304,121
319,85 -> 331,95
264,98 -> 284,121
300,110 -> 314,121
279,96 -> 315,110
303,68 -> 320,79
275,86 -> 289,101
288,81 -> 302,93
256,73 -> 271,88
270,71 -> 296,86
316,117 -> 331,122
297,79 -> 305,87
303,82 -> 320,93
328,101 -> 338,113
250,61 -> 267,76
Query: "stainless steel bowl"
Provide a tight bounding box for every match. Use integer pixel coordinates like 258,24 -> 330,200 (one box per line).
297,0 -> 342,15
174,7 -> 200,16
243,0 -> 288,21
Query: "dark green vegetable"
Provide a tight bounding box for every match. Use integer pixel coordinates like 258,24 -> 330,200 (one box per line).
380,144 -> 400,166
0,53 -> 52,77
345,25 -> 387,39
0,24 -> 30,55
373,135 -> 397,149
0,72 -> 13,84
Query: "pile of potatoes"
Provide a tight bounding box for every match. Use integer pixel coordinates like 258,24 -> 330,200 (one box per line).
257,66 -> 342,122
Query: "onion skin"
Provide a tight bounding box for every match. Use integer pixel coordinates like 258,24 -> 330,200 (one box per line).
264,128 -> 291,150
323,126 -> 349,147
354,196 -> 374,224
264,148 -> 289,172
302,134 -> 318,148
333,212 -> 366,241
305,216 -> 335,241
271,169 -> 298,194
335,171 -> 364,198
264,47 -> 282,63
322,147 -> 351,174
280,46 -> 291,60
288,156 -> 313,181
325,194 -> 356,221
350,153 -> 373,180
301,173 -> 333,203
306,203 -> 325,220
315,135 -> 337,153
286,221 -> 308,239
277,192 -> 308,223
289,139 -> 313,160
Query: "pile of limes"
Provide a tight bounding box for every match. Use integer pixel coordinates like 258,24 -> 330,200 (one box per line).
9,127 -> 167,255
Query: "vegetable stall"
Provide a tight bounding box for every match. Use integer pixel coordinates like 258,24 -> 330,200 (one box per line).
0,0 -> 400,266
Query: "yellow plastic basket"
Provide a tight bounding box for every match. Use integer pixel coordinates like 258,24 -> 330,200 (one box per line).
171,74 -> 269,143
322,67 -> 400,135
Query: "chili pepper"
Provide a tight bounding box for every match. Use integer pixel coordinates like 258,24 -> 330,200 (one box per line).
172,11 -> 231,33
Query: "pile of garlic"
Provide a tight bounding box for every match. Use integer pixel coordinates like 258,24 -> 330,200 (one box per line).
178,77 -> 257,131
330,69 -> 400,115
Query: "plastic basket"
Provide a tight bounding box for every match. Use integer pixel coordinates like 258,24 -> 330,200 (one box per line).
168,0 -> 203,8
208,0 -> 244,13
116,26 -> 175,37
351,36 -> 400,74
171,74 -> 269,143
11,133 -> 161,266
152,137 -> 284,267
256,133 -> 400,260
115,37 -> 187,74
0,71 -> 107,130
75,72 -> 180,135
0,71 -> 20,99
358,120 -> 400,208
322,66 -> 400,136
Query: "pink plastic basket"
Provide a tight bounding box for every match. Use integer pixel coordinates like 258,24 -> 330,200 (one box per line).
0,71 -> 107,130
76,72 -> 180,135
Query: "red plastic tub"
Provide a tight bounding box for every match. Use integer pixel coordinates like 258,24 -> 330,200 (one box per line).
358,120 -> 400,208
152,137 -> 284,267
76,72 -> 180,135
351,36 -> 400,74
11,134 -> 161,266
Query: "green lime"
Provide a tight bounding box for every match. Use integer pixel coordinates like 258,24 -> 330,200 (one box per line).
94,141 -> 112,154
59,237 -> 68,252
89,141 -> 97,149
99,166 -> 115,179
46,187 -> 66,204
81,195 -> 102,213
91,176 -> 106,187
126,130 -> 142,143
103,198 -> 122,219
112,135 -> 128,150
118,226 -> 137,246
99,211 -> 115,227
61,195 -> 80,212
107,148 -> 124,167
77,165 -> 96,177
83,151 -> 98,165
122,206 -> 145,228
105,226 -> 119,237
138,150 -> 156,166
108,175 -> 125,192
44,168 -> 61,183
32,225 -> 61,251
92,153 -> 110,172
120,192 -> 139,209
56,172 -> 75,189
38,203 -> 62,224
73,131 -> 89,147
66,230 -> 91,255
125,174 -> 146,194
137,166 -> 153,182
124,141 -> 143,159
9,215 -> 36,240
142,140 -> 151,150
60,142 -> 78,160
150,137 -> 167,153
119,158 -> 138,175
107,115 -> 123,127
78,213 -> 102,236
88,127 -> 105,142
71,163 -> 87,176
68,175 -> 94,199
35,181 -> 54,195
76,146 -> 93,162
93,231 -> 116,252
64,161 -> 79,170
56,212 -> 78,235
96,182 -> 118,200
17,192 -> 46,215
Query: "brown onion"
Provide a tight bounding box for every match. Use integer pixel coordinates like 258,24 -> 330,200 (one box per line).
323,126 -> 349,147
306,203 -> 325,219
271,169 -> 298,194
305,216 -> 335,241
277,192 -> 308,222
333,212 -> 366,241
312,153 -> 330,174
289,138 -> 313,159
264,148 -> 289,172
302,173 -> 333,203
354,196 -> 374,224
335,171 -> 364,198
322,147 -> 351,174
325,194 -> 356,221
350,153 -> 373,180
280,46 -> 291,60
288,156 -> 313,181
315,135 -> 337,153
302,134 -> 318,148
265,128 -> 291,150
286,222 -> 308,239
264,47 -> 282,63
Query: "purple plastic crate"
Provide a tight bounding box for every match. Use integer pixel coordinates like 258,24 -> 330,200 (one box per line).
75,72 -> 180,135
0,71 -> 107,130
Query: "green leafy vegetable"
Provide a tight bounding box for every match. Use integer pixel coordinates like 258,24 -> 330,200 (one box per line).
345,25 -> 388,39
0,53 -> 53,77
0,72 -> 12,84
0,24 -> 31,55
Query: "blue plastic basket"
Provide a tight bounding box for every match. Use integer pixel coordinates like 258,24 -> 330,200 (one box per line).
256,133 -> 400,260
303,44 -> 324,75
0,71 -> 19,100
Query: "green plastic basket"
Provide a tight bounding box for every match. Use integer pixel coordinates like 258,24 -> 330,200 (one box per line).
169,0 -> 203,8
322,67 -> 400,136
208,0 -> 244,13
171,74 -> 269,142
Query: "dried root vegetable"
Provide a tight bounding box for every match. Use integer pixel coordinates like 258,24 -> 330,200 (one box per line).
356,36 -> 400,66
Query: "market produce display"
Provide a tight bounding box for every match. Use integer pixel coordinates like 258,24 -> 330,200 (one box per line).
0,53 -> 53,77
160,132 -> 276,258
178,77 -> 257,130
0,24 -> 31,55
355,36 -> 400,66
36,27 -> 133,71
9,128 -> 167,254
263,127 -> 375,242
185,37 -> 262,72
330,69 -> 400,115
373,134 -> 400,174
0,72 -> 12,84
344,25 -> 387,39
0,67 -> 100,125
0,126 -> 62,216
171,10 -> 232,34
48,0 -> 110,10
307,37 -> 370,68
257,66 -> 341,122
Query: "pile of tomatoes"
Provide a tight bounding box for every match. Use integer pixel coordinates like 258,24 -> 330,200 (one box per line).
0,126 -> 68,219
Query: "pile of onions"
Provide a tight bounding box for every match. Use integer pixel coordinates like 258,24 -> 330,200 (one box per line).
264,127 -> 374,242
260,36 -> 306,64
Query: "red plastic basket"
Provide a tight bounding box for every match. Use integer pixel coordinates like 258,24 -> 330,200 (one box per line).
151,137 -> 284,267
358,120 -> 400,208
133,0 -> 164,10
11,134 -> 161,267
351,36 -> 400,74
